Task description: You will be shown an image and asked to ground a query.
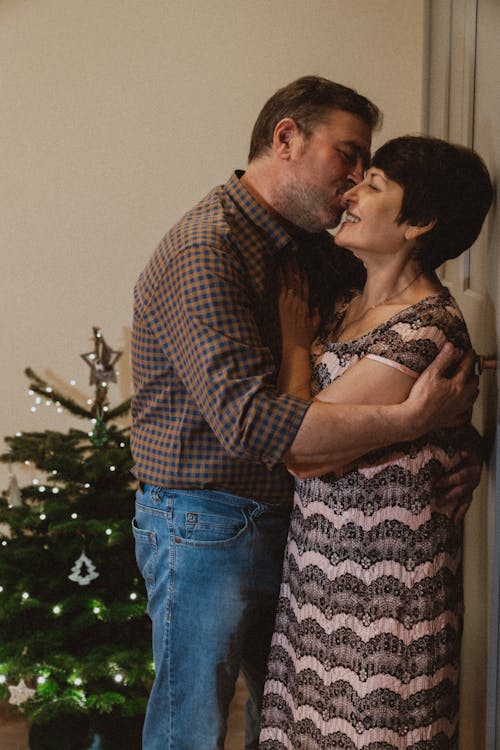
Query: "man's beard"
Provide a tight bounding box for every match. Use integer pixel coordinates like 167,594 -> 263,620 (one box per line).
273,175 -> 342,233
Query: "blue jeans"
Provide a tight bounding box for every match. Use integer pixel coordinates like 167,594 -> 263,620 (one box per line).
133,485 -> 290,750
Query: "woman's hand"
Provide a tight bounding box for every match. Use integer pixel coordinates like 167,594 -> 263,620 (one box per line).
277,261 -> 320,399
279,261 -> 321,351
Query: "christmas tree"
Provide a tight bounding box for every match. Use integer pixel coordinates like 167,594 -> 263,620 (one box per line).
0,329 -> 152,748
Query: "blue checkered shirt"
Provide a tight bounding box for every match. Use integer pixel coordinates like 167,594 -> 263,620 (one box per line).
131,172 -> 362,503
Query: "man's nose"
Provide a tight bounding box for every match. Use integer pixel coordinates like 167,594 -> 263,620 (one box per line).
347,155 -> 365,185
342,179 -> 357,195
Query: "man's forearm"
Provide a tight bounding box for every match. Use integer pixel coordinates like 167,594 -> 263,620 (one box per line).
284,399 -> 420,477
285,344 -> 478,478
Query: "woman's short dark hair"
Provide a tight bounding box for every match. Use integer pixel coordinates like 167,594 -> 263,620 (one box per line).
371,135 -> 493,270
248,75 -> 382,162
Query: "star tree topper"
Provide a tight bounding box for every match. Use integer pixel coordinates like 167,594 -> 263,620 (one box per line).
81,327 -> 122,426
81,327 -> 122,386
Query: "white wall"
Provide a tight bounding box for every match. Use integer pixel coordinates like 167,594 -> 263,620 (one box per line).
0,0 -> 426,487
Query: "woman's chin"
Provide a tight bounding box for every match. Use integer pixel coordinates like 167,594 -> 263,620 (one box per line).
334,231 -> 354,250
334,238 -> 362,260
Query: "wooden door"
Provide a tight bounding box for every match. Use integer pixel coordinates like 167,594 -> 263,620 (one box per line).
425,1 -> 499,747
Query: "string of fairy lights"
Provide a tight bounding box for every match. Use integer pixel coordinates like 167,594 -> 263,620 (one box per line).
0,329 -> 152,709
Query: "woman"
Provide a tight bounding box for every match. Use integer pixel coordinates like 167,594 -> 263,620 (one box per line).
259,136 -> 492,750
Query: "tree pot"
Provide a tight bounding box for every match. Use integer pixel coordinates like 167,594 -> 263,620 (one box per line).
29,714 -> 143,750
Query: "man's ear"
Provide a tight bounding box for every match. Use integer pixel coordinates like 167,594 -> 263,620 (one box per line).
272,118 -> 301,159
404,218 -> 436,241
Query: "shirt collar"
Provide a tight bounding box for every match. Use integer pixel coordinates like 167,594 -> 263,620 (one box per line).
225,171 -> 297,257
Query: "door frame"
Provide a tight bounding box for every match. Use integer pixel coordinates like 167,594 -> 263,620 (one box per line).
424,0 -> 499,747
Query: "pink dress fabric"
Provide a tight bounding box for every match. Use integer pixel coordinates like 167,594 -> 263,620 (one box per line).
260,292 -> 470,750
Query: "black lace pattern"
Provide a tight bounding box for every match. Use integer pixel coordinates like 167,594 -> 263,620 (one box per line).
260,293 -> 468,750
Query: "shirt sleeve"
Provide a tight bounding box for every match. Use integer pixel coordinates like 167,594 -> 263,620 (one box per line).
137,240 -> 309,468
361,299 -> 470,376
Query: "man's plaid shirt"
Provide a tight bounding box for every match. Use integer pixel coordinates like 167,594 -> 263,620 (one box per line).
131,172 -> 362,504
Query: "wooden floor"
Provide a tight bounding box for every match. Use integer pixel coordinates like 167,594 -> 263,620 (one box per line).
226,675 -> 248,747
0,677 -> 248,749
0,702 -> 29,750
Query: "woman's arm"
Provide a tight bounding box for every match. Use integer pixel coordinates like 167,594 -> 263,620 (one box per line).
277,265 -> 480,513
285,346 -> 477,477
314,355 -> 416,406
320,355 -> 483,524
277,263 -> 319,399
277,260 -> 415,406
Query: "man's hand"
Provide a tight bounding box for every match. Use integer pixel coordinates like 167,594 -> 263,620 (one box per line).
408,344 -> 482,524
434,443 -> 483,523
406,344 -> 479,436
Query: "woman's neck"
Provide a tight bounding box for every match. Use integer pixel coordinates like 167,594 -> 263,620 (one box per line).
362,266 -> 421,308
356,257 -> 441,310
334,260 -> 445,342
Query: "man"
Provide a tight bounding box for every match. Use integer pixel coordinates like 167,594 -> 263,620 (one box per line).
131,76 -> 479,749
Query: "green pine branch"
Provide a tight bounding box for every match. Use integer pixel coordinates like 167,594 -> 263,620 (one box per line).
24,368 -> 131,424
25,368 -> 92,420
0,346 -> 149,729
105,398 -> 132,421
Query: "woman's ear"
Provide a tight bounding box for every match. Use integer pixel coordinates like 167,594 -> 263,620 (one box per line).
273,118 -> 300,159
404,218 -> 436,242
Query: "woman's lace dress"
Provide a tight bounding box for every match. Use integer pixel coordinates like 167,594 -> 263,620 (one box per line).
260,292 -> 470,750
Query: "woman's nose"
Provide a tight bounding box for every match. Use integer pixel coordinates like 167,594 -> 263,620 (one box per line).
339,185 -> 357,210
342,184 -> 358,202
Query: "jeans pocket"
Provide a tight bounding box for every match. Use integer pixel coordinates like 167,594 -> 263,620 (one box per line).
176,508 -> 248,545
132,518 -> 157,595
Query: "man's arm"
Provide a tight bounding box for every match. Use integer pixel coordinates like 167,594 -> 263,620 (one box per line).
140,241 -> 309,469
284,344 -> 478,477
